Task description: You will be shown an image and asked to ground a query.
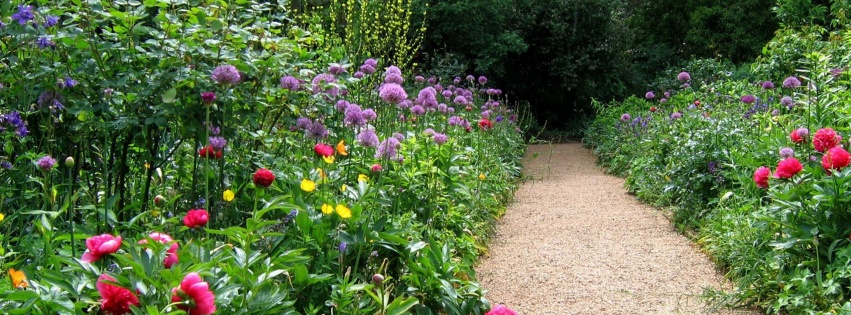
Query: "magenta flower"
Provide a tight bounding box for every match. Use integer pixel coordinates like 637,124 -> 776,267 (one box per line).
36,155 -> 57,171
82,234 -> 122,263
379,83 -> 408,104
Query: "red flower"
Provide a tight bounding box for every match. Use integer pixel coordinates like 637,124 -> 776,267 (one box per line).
138,232 -> 179,268
370,163 -> 383,172
478,118 -> 494,130
183,209 -> 209,229
753,166 -> 771,189
97,274 -> 140,315
82,234 -> 122,263
198,145 -> 222,159
314,143 -> 334,157
253,168 -> 275,188
649,106 -> 657,112
172,272 -> 216,315
822,147 -> 851,172
775,158 -> 803,179
485,304 -> 517,315
813,128 -> 842,152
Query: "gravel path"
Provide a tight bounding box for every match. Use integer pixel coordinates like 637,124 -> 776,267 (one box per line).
476,143 -> 755,314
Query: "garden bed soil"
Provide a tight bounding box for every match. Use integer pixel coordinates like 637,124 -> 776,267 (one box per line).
476,143 -> 757,314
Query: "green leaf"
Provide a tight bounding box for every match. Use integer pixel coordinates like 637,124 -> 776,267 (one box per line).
387,296 -> 419,315
162,88 -> 177,103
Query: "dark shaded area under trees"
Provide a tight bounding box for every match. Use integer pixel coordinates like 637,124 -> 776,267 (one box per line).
415,0 -> 778,131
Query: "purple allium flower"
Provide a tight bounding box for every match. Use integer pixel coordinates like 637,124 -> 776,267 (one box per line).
359,64 -> 376,74
796,127 -> 810,139
312,73 -> 336,88
279,75 -> 301,91
677,71 -> 691,82
397,100 -> 412,109
353,71 -> 364,79
478,76 -> 487,85
385,66 -> 401,76
741,95 -> 756,104
487,88 -> 497,95
437,103 -> 448,113
428,77 -> 436,84
453,77 -> 461,85
448,116 -> 462,126
329,64 -> 346,75
433,133 -> 448,145
295,117 -> 312,130
782,76 -> 801,89
209,125 -> 221,135
44,15 -> 59,28
452,96 -> 467,105
384,73 -> 404,84
645,91 -> 655,99
664,91 -> 671,98
416,87 -> 438,108
211,64 -> 241,85
660,98 -> 667,103
670,112 -> 682,120
37,155 -> 56,171
392,132 -> 405,141
779,147 -> 795,159
199,92 -> 216,106
620,113 -> 631,122
364,58 -> 378,67
379,83 -> 407,104
481,110 -> 492,118
11,5 -> 35,25
356,129 -> 379,148
335,100 -> 350,112
410,105 -> 425,116
36,36 -> 55,49
771,109 -> 779,116
761,81 -> 775,90
441,90 -> 453,99
447,107 -> 455,114
414,75 -> 425,83
361,108 -> 377,121
344,104 -> 366,127
423,128 -> 435,136
465,75 -> 474,82
375,137 -> 401,160
781,96 -> 795,108
306,122 -> 329,139
209,136 -> 227,150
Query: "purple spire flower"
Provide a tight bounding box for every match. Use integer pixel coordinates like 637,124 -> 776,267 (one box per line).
306,122 -> 329,139
279,75 -> 301,91
379,83 -> 408,104
782,76 -> 801,89
11,5 -> 35,25
433,133 -> 448,145
645,91 -> 655,99
211,65 -> 241,85
36,37 -> 55,49
740,95 -> 756,104
37,155 -> 56,171
761,81 -> 775,90
478,76 -> 487,85
357,129 -> 379,148
209,137 -> 227,150
44,15 -> 59,28
677,72 -> 691,82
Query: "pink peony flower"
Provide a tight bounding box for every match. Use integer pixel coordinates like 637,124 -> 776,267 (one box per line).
138,232 -> 179,268
314,143 -> 335,157
813,128 -> 842,152
97,274 -> 140,315
82,234 -> 122,263
183,209 -> 209,229
172,272 -> 216,315
753,166 -> 771,189
253,168 -> 275,188
485,304 -> 518,315
822,147 -> 851,172
775,158 -> 803,179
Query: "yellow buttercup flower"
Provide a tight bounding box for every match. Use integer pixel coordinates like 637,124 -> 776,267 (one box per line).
478,173 -> 486,180
358,174 -> 369,182
0,213 -> 4,222
223,189 -> 235,202
8,268 -> 27,289
336,140 -> 348,156
301,179 -> 316,192
336,204 -> 352,219
321,203 -> 334,215
151,209 -> 161,218
322,155 -> 335,164
341,184 -> 348,192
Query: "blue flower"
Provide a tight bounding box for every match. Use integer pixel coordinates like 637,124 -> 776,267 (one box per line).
11,5 -> 35,25
62,77 -> 78,88
43,15 -> 59,28
338,242 -> 348,253
36,36 -> 55,49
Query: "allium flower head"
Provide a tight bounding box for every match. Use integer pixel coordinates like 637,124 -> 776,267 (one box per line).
171,273 -> 216,315
11,5 -> 35,25
329,64 -> 346,75
753,166 -> 771,189
741,95 -> 756,104
385,66 -> 402,76
791,128 -> 809,143
379,83 -> 408,104
295,117 -> 311,130
780,96 -> 795,109
478,76 -> 488,85
375,138 -> 401,160
453,96 -> 467,105
359,64 -> 376,74
208,137 -> 227,151
410,105 -> 425,116
357,129 -> 380,148
775,158 -> 803,179
200,92 -> 216,105
823,147 -> 851,172
37,155 -> 56,171
813,128 -> 842,152
783,76 -> 801,89
433,133 -> 448,145
279,75 -> 301,91
82,234 -> 122,263
211,65 -> 241,85
677,72 -> 691,82
253,169 -> 275,188
645,91 -> 655,99
620,113 -> 631,122
306,122 -> 329,139
183,209 -> 209,228
353,71 -> 365,79
779,147 -> 795,159
364,58 -> 378,67
761,81 -> 775,90
97,274 -> 140,315
414,75 -> 425,83
384,73 -> 404,84
670,112 -> 682,120
361,108 -> 377,121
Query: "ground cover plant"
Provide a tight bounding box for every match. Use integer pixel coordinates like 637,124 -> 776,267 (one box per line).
0,1 -> 529,314
584,2 -> 851,313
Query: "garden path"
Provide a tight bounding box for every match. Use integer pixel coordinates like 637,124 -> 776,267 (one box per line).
476,143 -> 755,315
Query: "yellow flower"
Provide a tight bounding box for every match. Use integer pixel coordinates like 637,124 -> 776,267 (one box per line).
336,140 -> 348,156
341,184 -> 348,192
223,189 -> 235,202
478,173 -> 486,180
301,179 -> 316,192
151,209 -> 161,218
8,268 -> 27,289
358,174 -> 369,182
322,155 -> 335,164
321,203 -> 334,215
0,213 -> 4,222
336,204 -> 352,219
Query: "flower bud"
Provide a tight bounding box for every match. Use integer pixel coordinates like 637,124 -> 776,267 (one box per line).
65,156 -> 75,168
372,274 -> 384,285
154,195 -> 167,208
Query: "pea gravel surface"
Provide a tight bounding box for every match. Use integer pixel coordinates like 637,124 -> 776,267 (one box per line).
476,143 -> 757,315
